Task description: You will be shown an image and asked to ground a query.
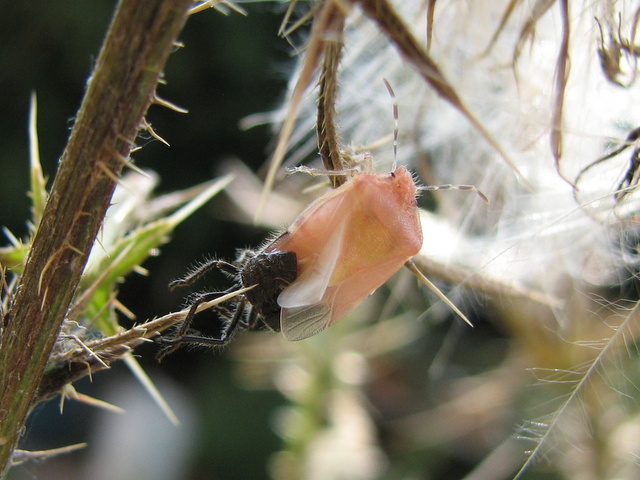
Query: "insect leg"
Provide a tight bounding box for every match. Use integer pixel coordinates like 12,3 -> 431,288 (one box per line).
167,299 -> 246,348
169,259 -> 239,290
243,305 -> 259,329
156,291 -> 231,360
616,146 -> 640,201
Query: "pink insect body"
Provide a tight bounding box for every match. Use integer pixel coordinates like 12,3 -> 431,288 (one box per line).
266,166 -> 423,341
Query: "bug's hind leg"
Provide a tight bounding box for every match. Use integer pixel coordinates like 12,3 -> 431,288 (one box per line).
156,293 -> 246,361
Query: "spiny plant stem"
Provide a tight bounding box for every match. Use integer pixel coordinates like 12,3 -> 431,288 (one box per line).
0,0 -> 192,475
316,5 -> 346,186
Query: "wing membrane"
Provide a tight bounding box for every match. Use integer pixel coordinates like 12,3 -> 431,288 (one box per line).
280,303 -> 332,341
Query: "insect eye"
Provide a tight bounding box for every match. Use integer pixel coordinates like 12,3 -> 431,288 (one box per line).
390,171 -> 396,178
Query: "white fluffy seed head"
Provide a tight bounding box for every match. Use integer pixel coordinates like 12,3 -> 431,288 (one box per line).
273,0 -> 640,297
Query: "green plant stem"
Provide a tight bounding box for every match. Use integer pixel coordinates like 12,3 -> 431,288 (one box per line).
0,0 -> 192,474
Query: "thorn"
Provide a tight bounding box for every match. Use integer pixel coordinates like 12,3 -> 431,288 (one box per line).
106,145 -> 151,178
11,443 -> 87,466
61,384 -> 125,414
404,260 -> 474,327
97,161 -> 121,184
153,94 -> 188,114
190,1 -> 247,16
58,334 -> 109,369
142,119 -> 170,146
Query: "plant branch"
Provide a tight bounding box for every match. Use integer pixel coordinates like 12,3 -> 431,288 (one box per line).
0,0 -> 192,474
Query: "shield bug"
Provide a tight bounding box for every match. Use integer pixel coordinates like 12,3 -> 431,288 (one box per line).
265,165 -> 424,341
158,165 -> 423,356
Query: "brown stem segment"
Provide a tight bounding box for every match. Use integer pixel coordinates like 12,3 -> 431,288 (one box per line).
0,0 -> 192,474
316,6 -> 346,187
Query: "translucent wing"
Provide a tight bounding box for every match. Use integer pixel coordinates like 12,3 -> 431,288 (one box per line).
280,302 -> 332,341
278,219 -> 346,340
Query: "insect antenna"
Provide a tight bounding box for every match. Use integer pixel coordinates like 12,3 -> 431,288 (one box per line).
382,78 -> 399,167
382,79 -> 488,204
418,183 -> 490,204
